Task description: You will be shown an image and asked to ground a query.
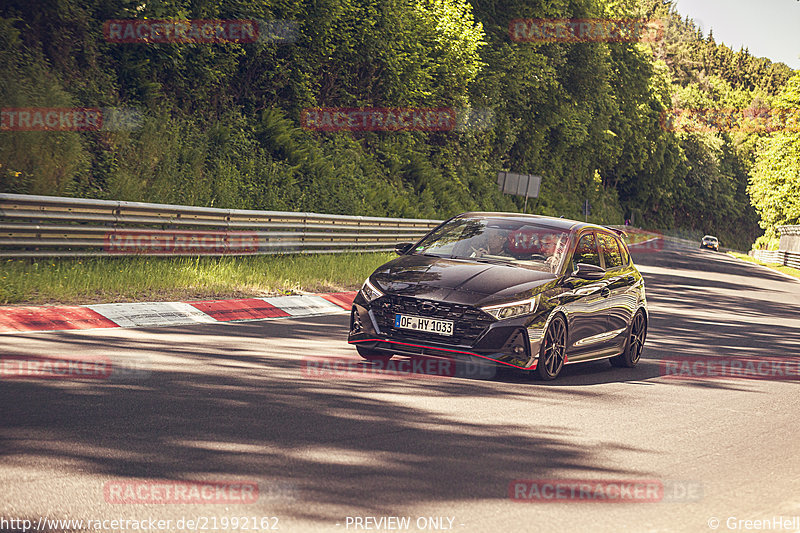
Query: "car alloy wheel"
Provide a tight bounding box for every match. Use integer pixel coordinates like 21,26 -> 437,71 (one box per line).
536,314 -> 567,380
610,309 -> 647,368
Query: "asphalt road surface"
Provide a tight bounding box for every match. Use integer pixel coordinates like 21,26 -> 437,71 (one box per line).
2,245 -> 800,533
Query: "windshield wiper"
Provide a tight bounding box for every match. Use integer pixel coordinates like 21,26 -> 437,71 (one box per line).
412,252 -> 448,258
472,257 -> 513,265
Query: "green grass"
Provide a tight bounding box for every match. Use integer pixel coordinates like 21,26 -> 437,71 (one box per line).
0,252 -> 396,305
727,252 -> 800,281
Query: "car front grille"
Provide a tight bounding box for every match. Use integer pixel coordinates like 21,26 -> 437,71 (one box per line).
371,295 -> 495,346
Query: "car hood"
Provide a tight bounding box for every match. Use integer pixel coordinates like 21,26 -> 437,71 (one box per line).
370,254 -> 557,306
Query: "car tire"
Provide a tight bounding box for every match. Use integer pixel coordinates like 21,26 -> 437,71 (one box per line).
356,345 -> 394,361
535,314 -> 567,380
610,309 -> 647,368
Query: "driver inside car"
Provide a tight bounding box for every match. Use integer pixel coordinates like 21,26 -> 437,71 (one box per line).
470,227 -> 508,257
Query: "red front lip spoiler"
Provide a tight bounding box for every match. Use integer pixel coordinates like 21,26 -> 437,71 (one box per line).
350,338 -> 536,370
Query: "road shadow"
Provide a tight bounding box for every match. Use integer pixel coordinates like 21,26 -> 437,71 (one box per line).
2,245 -> 799,523
1,316 -> 655,522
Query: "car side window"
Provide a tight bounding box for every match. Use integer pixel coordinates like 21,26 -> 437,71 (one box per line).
599,232 -> 623,269
572,232 -> 601,269
617,236 -> 630,266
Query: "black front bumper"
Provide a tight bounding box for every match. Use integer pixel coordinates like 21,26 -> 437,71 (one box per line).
348,291 -> 536,370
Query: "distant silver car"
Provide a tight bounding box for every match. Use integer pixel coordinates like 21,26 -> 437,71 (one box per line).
701,235 -> 719,251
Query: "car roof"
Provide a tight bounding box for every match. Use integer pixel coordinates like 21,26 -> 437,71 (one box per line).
703,235 -> 718,239
454,211 -> 614,234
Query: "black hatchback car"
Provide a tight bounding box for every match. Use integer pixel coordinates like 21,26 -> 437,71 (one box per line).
348,212 -> 648,380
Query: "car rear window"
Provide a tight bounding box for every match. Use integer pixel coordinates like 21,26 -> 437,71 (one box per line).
618,237 -> 630,265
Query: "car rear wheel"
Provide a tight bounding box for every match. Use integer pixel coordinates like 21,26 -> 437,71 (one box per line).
536,314 -> 567,380
610,309 -> 647,368
356,345 -> 394,361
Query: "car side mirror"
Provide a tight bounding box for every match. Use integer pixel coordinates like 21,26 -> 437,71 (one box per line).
572,263 -> 606,280
395,242 -> 414,255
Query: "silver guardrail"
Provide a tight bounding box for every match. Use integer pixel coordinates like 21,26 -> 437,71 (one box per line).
750,225 -> 800,270
610,227 -> 741,253
0,194 -> 443,257
751,249 -> 800,270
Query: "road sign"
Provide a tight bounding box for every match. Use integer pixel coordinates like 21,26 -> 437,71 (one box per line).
497,172 -> 541,198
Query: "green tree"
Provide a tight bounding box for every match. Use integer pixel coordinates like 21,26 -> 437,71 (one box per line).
748,72 -> 800,245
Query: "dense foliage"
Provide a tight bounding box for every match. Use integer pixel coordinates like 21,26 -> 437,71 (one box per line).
748,72 -> 800,248
0,0 -> 795,249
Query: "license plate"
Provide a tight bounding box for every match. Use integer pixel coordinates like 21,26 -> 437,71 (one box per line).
394,314 -> 454,336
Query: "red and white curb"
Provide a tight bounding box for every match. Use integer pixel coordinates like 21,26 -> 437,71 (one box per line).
0,292 -> 356,334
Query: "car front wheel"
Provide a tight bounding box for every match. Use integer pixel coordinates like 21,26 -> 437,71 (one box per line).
536,314 -> 567,380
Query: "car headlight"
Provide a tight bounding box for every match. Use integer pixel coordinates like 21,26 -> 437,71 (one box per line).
481,295 -> 540,320
360,278 -> 384,302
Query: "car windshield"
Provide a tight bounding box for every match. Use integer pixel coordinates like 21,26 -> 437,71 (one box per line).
412,217 -> 569,273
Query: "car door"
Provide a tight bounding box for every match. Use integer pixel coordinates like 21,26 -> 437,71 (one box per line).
561,230 -> 615,361
597,231 -> 637,353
